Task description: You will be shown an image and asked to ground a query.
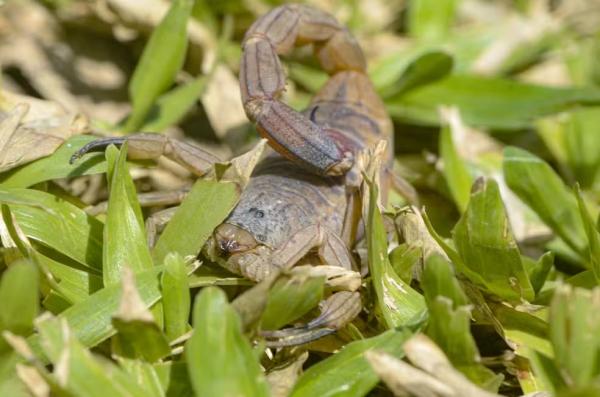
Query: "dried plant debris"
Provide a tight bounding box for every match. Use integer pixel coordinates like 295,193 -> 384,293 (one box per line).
2,1 -> 600,396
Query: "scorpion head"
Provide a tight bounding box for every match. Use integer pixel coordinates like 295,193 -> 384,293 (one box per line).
204,223 -> 274,281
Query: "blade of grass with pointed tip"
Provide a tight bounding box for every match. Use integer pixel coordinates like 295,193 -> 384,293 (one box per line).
261,274 -> 324,331
366,180 -> 426,329
124,0 -> 194,131
503,146 -> 587,258
104,144 -> 153,286
161,253 -> 190,341
185,287 -> 270,397
290,329 -> 412,397
575,186 -> 600,283
453,178 -> 535,302
386,75 -> 600,130
439,125 -> 472,212
1,188 -> 103,271
0,135 -> 106,188
152,179 -> 239,265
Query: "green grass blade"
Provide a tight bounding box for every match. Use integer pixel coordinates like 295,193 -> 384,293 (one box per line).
574,185 -> 600,283
453,177 -> 535,302
124,0 -> 194,131
503,146 -> 587,258
261,274 -> 324,331
152,179 -> 239,264
104,144 -> 153,286
439,125 -> 472,212
1,188 -> 103,271
161,253 -> 190,341
185,287 -> 270,397
366,180 -> 426,328
421,254 -> 468,308
0,135 -> 106,188
386,75 -> 600,130
0,260 -> 39,337
290,330 -> 412,397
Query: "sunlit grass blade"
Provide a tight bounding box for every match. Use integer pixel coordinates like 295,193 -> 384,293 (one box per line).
185,287 -> 270,397
386,75 -> 600,130
453,177 -> 534,302
152,179 -> 239,265
0,135 -> 106,188
1,188 -> 103,271
365,179 -> 426,329
290,330 -> 412,397
503,146 -> 587,258
104,144 -> 153,286
124,0 -> 194,131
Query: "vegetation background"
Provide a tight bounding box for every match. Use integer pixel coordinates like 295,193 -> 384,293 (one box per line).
0,0 -> 599,396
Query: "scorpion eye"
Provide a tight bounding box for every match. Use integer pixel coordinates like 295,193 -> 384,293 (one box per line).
256,234 -> 266,242
254,210 -> 265,218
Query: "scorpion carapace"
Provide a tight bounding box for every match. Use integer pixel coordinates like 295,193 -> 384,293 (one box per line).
71,3 -> 393,347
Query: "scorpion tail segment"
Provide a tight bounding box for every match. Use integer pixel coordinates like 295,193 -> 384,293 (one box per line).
261,291 -> 362,347
70,137 -> 127,164
240,4 -> 367,176
70,133 -> 220,176
252,99 -> 354,176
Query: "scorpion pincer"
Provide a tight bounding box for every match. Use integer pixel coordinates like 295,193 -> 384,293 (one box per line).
71,4 -> 393,346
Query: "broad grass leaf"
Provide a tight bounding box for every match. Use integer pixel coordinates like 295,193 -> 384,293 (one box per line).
185,287 -> 270,397
365,179 -> 426,329
453,178 -> 534,302
290,330 -> 412,397
549,285 -> 600,388
564,108 -> 600,188
0,135 -> 106,188
125,0 -> 194,131
161,253 -> 190,341
28,267 -> 162,354
1,188 -> 103,271
0,260 -> 38,337
104,144 -> 153,286
261,274 -> 324,331
386,75 -> 600,130
152,179 -> 239,265
503,146 -> 587,258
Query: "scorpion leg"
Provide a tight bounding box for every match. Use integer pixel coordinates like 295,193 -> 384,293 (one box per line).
70,133 -> 221,177
240,4 -> 366,176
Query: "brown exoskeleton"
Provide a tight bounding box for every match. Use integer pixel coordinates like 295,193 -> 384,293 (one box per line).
71,4 -> 394,346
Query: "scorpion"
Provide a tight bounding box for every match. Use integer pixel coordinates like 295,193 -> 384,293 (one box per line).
72,4 -> 394,346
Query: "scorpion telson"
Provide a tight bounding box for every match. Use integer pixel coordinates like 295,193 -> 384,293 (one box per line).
71,4 -> 393,346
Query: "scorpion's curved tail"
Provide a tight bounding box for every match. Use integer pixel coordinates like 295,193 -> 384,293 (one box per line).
239,4 -> 392,177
